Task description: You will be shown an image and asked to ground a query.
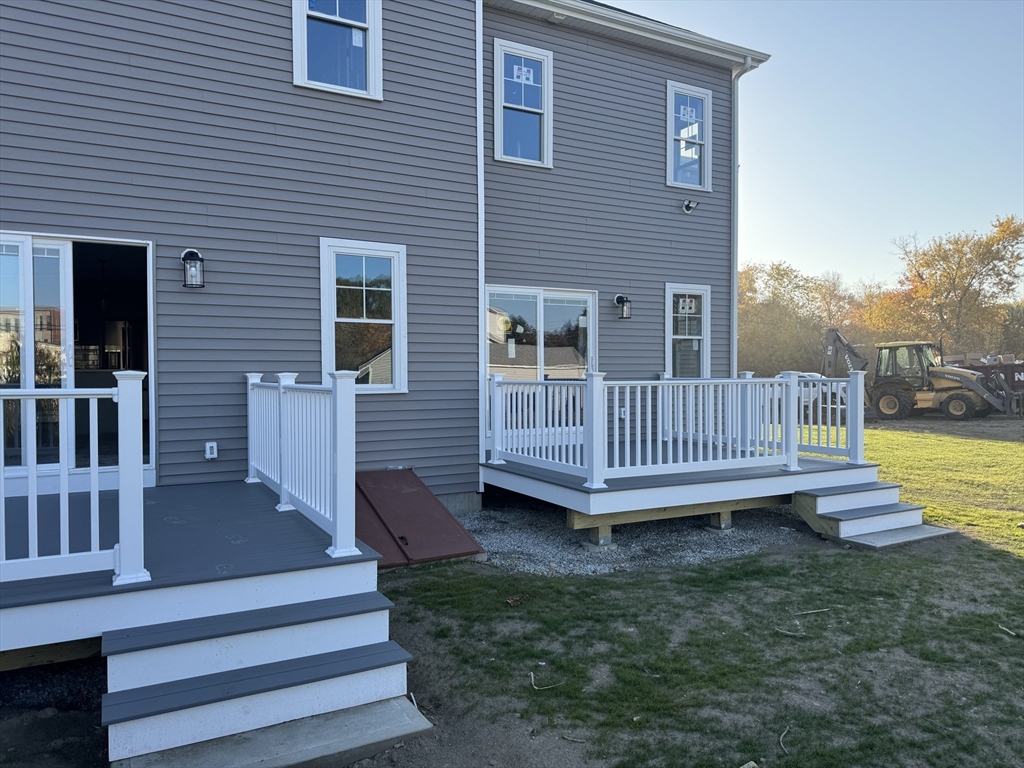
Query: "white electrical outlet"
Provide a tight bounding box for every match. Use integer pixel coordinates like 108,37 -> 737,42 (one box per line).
619,408 -> 627,419
204,441 -> 218,460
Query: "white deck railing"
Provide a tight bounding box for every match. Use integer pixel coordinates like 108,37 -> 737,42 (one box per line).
489,369 -> 866,489
0,371 -> 149,585
246,371 -> 359,558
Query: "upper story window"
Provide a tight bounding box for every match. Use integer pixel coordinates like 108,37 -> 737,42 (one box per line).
292,0 -> 383,100
493,39 -> 554,168
320,238 -> 408,392
666,81 -> 712,191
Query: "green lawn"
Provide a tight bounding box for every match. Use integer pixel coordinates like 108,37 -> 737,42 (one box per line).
381,426 -> 1024,768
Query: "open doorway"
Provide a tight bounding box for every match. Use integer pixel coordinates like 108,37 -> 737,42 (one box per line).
72,242 -> 149,466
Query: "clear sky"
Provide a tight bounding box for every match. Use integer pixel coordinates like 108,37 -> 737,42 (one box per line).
607,0 -> 1024,287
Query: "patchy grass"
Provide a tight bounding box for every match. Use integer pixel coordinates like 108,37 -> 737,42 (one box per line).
380,426 -> 1024,767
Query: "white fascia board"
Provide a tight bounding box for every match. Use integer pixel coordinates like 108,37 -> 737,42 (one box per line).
489,0 -> 770,69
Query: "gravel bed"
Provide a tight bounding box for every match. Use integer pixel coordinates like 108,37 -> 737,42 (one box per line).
458,491 -> 815,576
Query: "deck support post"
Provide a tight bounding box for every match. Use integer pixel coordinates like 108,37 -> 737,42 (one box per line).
244,373 -> 263,483
781,370 -> 801,472
487,374 -> 506,464
112,371 -> 151,586
583,372 -> 607,489
708,510 -> 733,530
847,370 -> 868,464
738,371 -> 754,456
275,373 -> 298,511
326,371 -> 360,558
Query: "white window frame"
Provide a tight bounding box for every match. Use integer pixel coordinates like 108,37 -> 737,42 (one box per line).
665,283 -> 711,378
320,237 -> 408,393
493,39 -> 554,169
292,0 -> 383,101
666,81 -> 713,192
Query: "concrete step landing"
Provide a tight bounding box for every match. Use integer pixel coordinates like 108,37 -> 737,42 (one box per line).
843,524 -> 955,550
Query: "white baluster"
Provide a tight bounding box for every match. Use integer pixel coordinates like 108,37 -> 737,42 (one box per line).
275,373 -> 297,511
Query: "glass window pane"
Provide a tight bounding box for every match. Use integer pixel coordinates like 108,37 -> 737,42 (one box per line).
336,287 -> 363,319
364,257 -> 391,288
522,58 -> 542,86
673,140 -> 701,186
503,108 -> 542,162
504,79 -> 523,107
0,247 -> 21,387
335,254 -> 363,287
335,322 -> 392,384
672,338 -> 702,378
503,54 -> 521,82
543,298 -> 588,380
523,84 -> 542,110
365,289 -> 392,320
308,0 -> 337,15
33,252 -> 63,387
488,291 -> 539,381
307,17 -> 367,92
335,0 -> 366,23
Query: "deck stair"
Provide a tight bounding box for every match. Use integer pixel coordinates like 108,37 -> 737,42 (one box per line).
793,480 -> 952,549
102,590 -> 427,764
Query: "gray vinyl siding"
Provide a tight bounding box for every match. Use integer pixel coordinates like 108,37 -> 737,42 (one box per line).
0,0 -> 480,495
483,8 -> 734,379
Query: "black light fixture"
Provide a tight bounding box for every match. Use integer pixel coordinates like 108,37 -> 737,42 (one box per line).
614,294 -> 632,319
180,249 -> 205,288
681,199 -> 699,214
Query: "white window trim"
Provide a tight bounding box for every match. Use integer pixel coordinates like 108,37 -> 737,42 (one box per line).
320,237 -> 407,393
665,283 -> 711,378
666,80 -> 713,192
292,0 -> 383,101
493,39 -> 554,169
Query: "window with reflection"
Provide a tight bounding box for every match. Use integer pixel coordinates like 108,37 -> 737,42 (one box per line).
667,81 -> 712,191
294,0 -> 382,99
321,238 -> 406,392
667,285 -> 710,378
494,39 -> 553,168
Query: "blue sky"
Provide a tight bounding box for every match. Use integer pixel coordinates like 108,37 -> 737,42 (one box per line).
607,0 -> 1024,287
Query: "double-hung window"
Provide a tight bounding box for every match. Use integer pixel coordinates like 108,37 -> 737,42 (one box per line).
493,39 -> 553,168
666,283 -> 710,378
320,238 -> 407,392
666,81 -> 712,191
293,0 -> 383,100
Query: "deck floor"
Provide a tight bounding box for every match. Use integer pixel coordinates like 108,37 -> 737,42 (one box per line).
1,481 -> 377,609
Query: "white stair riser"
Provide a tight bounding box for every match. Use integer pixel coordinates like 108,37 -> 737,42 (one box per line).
107,611 -> 390,692
814,488 -> 901,514
107,663 -> 407,761
0,560 -> 378,651
837,509 -> 923,538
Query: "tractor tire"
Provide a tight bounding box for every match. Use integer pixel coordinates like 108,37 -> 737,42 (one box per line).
942,393 -> 976,421
875,388 -> 913,420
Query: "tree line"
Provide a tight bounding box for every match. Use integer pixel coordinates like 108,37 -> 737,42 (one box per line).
738,216 -> 1024,377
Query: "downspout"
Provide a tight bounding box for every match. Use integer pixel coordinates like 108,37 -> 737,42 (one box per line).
476,0 -> 486,488
730,54 -> 755,378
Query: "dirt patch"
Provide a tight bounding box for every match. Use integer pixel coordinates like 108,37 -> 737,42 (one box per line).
868,412 -> 1023,441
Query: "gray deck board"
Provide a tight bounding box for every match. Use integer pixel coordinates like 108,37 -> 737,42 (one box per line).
1,481 -> 379,610
101,641 -> 411,726
796,481 -> 900,498
483,456 -> 877,494
102,592 -> 394,656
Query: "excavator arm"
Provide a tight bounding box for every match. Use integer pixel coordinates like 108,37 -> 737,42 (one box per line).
821,328 -> 870,377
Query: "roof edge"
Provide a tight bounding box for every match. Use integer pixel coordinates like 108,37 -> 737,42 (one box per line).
488,0 -> 771,69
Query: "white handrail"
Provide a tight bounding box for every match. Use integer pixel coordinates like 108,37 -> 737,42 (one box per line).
245,371 -> 359,558
0,372 -> 149,585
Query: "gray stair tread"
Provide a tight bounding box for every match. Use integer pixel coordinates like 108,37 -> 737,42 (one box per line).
103,592 -> 393,656
795,481 -> 901,498
844,524 -> 954,550
819,502 -> 924,522
109,696 -> 432,768
102,641 -> 410,726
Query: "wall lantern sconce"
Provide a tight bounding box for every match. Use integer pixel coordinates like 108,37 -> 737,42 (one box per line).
614,294 -> 632,319
681,200 -> 699,214
180,249 -> 205,288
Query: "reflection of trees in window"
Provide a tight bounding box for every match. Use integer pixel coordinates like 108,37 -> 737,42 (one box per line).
544,317 -> 582,352
503,314 -> 537,344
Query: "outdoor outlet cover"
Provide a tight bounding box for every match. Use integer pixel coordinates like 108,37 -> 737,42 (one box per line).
205,441 -> 218,460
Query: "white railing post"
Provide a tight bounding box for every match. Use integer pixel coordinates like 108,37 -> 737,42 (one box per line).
326,371 -> 360,558
847,370 -> 867,464
244,373 -> 263,483
739,371 -> 753,456
583,371 -> 607,489
275,373 -> 298,511
781,371 -> 801,472
112,371 -> 151,586
488,374 -> 506,464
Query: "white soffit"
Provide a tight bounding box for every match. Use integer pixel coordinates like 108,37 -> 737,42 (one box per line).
485,0 -> 771,70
